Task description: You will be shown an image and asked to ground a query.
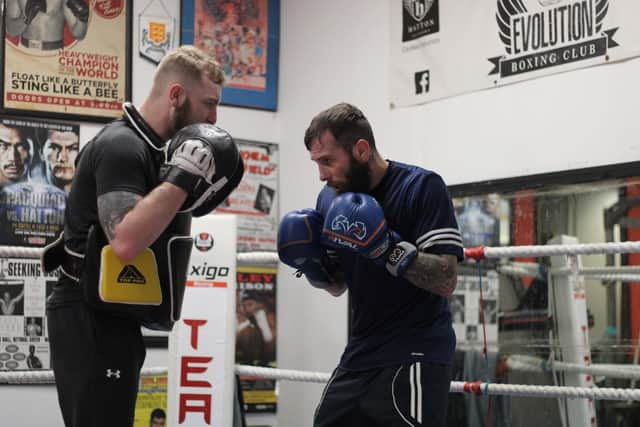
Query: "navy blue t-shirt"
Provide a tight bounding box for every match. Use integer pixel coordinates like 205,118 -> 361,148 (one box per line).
316,160 -> 464,370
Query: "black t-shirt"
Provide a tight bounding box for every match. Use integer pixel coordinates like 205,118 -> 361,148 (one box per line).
48,118 -> 162,305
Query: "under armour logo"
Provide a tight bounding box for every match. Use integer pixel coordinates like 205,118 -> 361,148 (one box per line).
106,369 -> 121,379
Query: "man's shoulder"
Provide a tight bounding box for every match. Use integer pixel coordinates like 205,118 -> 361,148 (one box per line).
87,119 -> 147,157
389,160 -> 439,180
95,119 -> 143,145
388,160 -> 445,192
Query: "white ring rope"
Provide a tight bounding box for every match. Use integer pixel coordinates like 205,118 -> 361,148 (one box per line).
236,365 -> 330,383
0,246 -> 279,266
575,266 -> 640,275
237,251 -> 279,266
498,263 -> 640,282
507,355 -> 640,380
238,366 -> 640,401
506,262 -> 640,275
0,366 -> 169,384
466,241 -> 640,260
3,365 -> 640,401
0,246 -> 41,259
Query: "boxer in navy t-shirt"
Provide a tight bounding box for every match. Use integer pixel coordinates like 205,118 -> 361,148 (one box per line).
278,103 -> 463,426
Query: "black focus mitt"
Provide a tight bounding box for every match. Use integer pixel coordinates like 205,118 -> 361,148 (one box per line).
161,124 -> 243,215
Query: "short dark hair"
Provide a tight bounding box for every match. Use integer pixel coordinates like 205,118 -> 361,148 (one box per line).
150,408 -> 166,420
303,103 -> 376,152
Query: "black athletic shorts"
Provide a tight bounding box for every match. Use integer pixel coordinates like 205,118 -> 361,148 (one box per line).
47,296 -> 146,427
314,362 -> 451,427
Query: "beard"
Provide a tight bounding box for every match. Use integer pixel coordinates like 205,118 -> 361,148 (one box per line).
169,98 -> 192,137
340,155 -> 371,194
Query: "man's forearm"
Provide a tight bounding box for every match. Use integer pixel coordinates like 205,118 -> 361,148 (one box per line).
402,253 -> 458,297
101,183 -> 187,261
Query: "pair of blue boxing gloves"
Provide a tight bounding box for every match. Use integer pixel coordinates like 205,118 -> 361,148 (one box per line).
277,192 -> 418,288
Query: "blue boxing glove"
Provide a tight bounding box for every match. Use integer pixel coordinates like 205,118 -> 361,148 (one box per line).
321,193 -> 417,277
278,209 -> 334,288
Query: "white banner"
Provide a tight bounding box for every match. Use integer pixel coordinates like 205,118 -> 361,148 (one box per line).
390,0 -> 640,107
168,215 -> 237,427
138,15 -> 175,65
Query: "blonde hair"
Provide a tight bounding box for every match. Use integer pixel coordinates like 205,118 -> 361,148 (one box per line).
152,45 -> 225,93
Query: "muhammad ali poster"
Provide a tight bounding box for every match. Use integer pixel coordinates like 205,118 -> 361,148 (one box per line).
214,140 -> 278,252
390,0 -> 640,107
3,0 -> 131,121
0,115 -> 79,246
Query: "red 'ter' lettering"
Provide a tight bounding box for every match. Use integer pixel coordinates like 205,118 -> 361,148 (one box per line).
180,356 -> 213,388
184,319 -> 207,349
179,393 -> 212,424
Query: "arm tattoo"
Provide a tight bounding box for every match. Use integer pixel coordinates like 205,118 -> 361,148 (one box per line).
97,191 -> 142,240
403,253 -> 458,297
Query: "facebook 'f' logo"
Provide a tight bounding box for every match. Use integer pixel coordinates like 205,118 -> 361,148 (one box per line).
414,70 -> 430,94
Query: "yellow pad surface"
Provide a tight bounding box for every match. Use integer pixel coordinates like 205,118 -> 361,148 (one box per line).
99,246 -> 162,305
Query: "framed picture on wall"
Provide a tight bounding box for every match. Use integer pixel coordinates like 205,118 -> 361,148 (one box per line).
0,115 -> 80,247
2,0 -> 132,122
180,0 -> 280,111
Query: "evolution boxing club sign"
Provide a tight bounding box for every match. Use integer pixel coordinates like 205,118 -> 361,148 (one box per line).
489,0 -> 617,78
389,0 -> 640,108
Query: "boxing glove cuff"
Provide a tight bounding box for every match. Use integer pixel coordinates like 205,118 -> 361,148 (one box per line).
159,164 -> 202,193
385,240 -> 418,277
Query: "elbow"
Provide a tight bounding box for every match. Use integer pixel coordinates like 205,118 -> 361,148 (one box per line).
109,237 -> 143,262
440,275 -> 458,298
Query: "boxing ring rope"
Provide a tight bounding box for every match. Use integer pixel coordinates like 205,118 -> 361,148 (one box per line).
506,354 -> 640,380
497,263 -> 640,282
0,246 -> 41,259
7,240 -> 640,264
0,246 -> 281,266
3,242 -> 640,402
4,365 -> 640,401
235,366 -> 640,401
464,241 -> 640,260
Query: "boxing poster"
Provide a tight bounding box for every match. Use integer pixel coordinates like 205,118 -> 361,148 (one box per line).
0,115 -> 79,247
451,272 -> 499,345
454,194 -> 502,249
236,266 -> 277,413
390,0 -> 640,107
134,374 -> 168,427
214,140 -> 278,252
181,0 -> 280,110
3,0 -> 130,120
0,258 -> 56,371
